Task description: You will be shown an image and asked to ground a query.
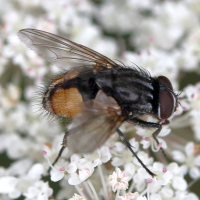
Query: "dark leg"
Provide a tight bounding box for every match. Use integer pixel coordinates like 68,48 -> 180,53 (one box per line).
127,117 -> 161,129
152,120 -> 170,158
48,146 -> 66,173
152,127 -> 167,158
48,132 -> 68,173
162,119 -> 170,125
127,117 -> 167,158
117,128 -> 156,177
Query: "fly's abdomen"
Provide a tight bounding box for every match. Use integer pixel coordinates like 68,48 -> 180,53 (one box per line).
50,87 -> 83,118
42,69 -> 98,118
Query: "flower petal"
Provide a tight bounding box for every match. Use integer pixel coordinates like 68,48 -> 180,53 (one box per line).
172,176 -> 187,191
68,173 -> 81,185
189,167 -> 200,179
172,151 -> 185,163
159,127 -> 171,137
79,167 -> 94,182
67,162 -> 77,174
100,146 -> 112,163
50,169 -> 64,182
0,176 -> 19,193
195,155 -> 200,166
111,157 -> 124,167
185,142 -> 194,156
27,163 -> 44,181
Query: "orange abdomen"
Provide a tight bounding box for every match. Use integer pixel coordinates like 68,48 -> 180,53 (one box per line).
42,70 -> 84,118
51,88 -> 83,118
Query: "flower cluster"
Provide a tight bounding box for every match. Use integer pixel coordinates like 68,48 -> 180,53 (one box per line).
0,0 -> 200,199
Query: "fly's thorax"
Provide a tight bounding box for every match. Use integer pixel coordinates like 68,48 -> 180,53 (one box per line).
96,68 -> 156,117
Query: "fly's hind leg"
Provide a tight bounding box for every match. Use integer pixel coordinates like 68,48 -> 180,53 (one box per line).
48,132 -> 68,173
116,128 -> 156,177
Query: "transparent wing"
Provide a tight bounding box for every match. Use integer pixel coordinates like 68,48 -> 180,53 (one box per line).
18,29 -> 118,70
66,91 -> 124,154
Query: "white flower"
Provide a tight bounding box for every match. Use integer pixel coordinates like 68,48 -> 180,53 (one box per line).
189,109 -> 200,141
8,159 -> 32,177
57,179 -> 76,199
23,181 -> 53,199
149,193 -> 163,200
50,169 -> 65,182
172,142 -> 200,179
112,148 -> 133,167
167,163 -> 187,191
78,166 -> 94,182
184,83 -> 200,110
109,167 -> 129,192
159,186 -> 174,199
137,196 -> 148,200
133,151 -> 154,168
112,139 -> 138,167
83,146 -> 112,167
4,134 -> 28,159
172,176 -> 187,191
138,126 -> 170,151
27,163 -> 44,181
44,153 -> 77,182
184,193 -> 199,200
67,156 -> 94,185
142,162 -> 173,194
0,84 -> 21,110
129,137 -> 139,152
124,163 -> 136,181
133,167 -> 150,192
151,162 -> 173,186
69,193 -> 86,200
118,192 -> 140,200
173,190 -> 188,200
68,173 -> 82,186
0,176 -> 21,199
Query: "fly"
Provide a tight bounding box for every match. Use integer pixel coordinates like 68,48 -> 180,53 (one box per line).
18,29 -> 179,177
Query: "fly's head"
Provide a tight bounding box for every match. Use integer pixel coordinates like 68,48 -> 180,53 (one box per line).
157,76 -> 179,121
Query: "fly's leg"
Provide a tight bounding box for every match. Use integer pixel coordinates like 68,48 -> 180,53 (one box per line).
116,128 -> 156,177
127,117 -> 167,158
152,119 -> 170,158
162,119 -> 170,125
152,127 -> 167,158
48,132 -> 68,173
48,146 -> 66,173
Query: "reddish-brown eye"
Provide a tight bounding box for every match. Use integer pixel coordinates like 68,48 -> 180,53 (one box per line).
158,76 -> 173,90
158,76 -> 175,119
159,89 -> 175,119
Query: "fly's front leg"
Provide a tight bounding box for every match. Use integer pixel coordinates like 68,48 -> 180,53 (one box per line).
162,119 -> 170,125
127,117 -> 161,129
152,126 -> 167,158
128,117 -> 167,158
48,131 -> 68,173
152,119 -> 170,158
117,128 -> 156,177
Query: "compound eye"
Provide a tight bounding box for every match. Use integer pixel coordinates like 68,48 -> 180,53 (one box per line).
158,76 -> 173,90
159,89 -> 175,119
